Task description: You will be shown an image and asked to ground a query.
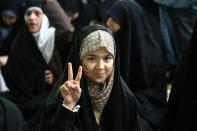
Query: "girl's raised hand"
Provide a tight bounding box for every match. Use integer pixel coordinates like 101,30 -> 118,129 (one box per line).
60,63 -> 82,110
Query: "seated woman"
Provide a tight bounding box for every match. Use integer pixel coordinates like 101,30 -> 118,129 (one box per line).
39,24 -> 141,131
1,0 -> 74,130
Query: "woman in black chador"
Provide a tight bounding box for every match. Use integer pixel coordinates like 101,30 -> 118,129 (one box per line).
106,0 -> 168,130
39,24 -> 141,131
160,21 -> 197,131
1,0 -> 74,130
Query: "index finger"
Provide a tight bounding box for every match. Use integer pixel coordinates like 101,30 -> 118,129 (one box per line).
75,66 -> 82,81
68,62 -> 73,80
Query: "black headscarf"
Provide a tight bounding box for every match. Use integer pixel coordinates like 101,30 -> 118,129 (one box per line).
160,20 -> 197,131
23,0 -> 43,10
107,0 -> 167,129
40,24 -> 140,131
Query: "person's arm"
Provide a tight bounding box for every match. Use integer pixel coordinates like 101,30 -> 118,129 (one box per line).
40,63 -> 83,131
42,0 -> 74,40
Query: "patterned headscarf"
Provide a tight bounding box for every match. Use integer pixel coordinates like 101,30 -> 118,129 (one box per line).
80,30 -> 115,113
80,30 -> 115,59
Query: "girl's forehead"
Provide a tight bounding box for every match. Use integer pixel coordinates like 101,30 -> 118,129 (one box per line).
86,47 -> 112,55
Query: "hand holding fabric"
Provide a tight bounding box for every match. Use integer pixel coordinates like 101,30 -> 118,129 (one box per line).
45,69 -> 54,85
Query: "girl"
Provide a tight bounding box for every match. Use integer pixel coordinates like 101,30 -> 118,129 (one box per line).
40,24 -> 140,131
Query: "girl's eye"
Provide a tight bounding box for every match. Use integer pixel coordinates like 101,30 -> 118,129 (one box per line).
87,57 -> 96,61
104,56 -> 113,62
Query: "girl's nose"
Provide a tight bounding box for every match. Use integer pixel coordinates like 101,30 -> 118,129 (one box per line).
96,60 -> 105,69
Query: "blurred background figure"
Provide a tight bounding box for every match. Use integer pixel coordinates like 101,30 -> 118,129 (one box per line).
0,9 -> 17,47
57,0 -> 81,66
0,0 -> 74,130
58,0 -> 118,30
0,0 -> 19,49
0,0 -> 20,96
153,0 -> 197,83
106,0 -> 168,131
58,0 -> 81,23
160,20 -> 197,131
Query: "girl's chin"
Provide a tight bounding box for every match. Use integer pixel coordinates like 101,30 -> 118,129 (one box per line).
93,78 -> 106,83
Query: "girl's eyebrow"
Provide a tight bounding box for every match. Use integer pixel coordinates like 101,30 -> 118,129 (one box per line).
86,54 -> 96,57
86,54 -> 113,57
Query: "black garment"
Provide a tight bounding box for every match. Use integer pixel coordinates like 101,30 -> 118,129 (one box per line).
136,0 -> 167,57
160,20 -> 197,131
107,0 -> 167,130
72,0 -> 117,30
95,0 -> 119,24
0,96 -> 27,131
58,0 -> 81,12
0,0 -> 24,55
135,0 -> 159,19
0,0 -> 20,49
39,24 -> 140,131
24,0 -> 43,10
1,1 -> 74,131
0,0 -> 20,14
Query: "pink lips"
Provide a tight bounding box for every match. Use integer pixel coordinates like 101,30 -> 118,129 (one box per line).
95,73 -> 105,78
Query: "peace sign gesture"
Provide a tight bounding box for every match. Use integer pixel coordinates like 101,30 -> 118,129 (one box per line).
60,63 -> 82,110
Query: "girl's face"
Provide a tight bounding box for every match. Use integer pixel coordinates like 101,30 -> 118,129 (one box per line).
82,47 -> 114,83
